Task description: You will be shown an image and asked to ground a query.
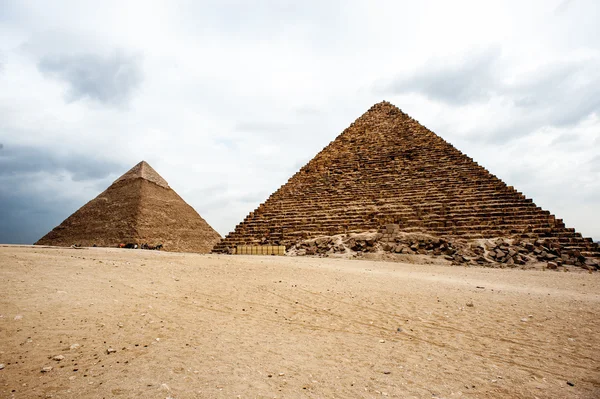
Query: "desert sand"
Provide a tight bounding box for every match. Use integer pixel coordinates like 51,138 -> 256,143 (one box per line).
1,245 -> 599,399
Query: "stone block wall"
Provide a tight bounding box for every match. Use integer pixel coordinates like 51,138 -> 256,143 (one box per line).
213,102 -> 599,259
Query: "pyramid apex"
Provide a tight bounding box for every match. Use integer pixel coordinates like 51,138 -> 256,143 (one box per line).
368,100 -> 404,113
114,160 -> 169,188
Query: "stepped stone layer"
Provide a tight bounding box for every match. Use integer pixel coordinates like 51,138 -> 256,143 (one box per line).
36,161 -> 221,253
213,101 -> 599,259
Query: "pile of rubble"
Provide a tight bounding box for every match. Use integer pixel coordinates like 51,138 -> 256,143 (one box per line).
287,224 -> 599,271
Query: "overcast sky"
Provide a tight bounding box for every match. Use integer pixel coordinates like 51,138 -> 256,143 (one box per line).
1,0 -> 599,244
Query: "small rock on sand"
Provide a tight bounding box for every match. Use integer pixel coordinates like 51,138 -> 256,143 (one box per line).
41,366 -> 53,373
52,355 -> 65,361
70,344 -> 80,350
106,348 -> 116,354
0,364 -> 5,370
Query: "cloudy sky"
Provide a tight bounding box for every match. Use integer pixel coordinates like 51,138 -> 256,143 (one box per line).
1,0 -> 599,244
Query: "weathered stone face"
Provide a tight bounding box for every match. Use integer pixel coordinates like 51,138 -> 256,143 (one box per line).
286,229 -> 600,270
212,101 -> 599,261
36,161 -> 221,253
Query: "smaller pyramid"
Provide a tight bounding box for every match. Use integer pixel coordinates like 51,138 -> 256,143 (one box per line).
36,161 -> 221,253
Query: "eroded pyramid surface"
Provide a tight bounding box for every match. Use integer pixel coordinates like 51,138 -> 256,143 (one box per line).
36,161 -> 221,253
213,101 -> 599,259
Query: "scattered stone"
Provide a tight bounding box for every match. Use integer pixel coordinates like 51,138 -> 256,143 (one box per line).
106,348 -> 116,354
278,373 -> 285,376
52,355 -> 65,361
383,370 -> 391,375
567,381 -> 574,386
520,318 -> 528,322
69,344 -> 80,350
466,302 -> 474,307
0,364 -> 4,370
14,315 -> 23,320
379,340 -> 385,343
285,232 -> 598,270
41,366 -> 53,373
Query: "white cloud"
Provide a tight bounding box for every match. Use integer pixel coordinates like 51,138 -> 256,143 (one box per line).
0,0 -> 599,243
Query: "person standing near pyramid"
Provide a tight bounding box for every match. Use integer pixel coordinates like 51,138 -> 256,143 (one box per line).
36,161 -> 221,253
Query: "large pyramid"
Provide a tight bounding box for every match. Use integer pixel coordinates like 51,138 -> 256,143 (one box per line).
213,101 -> 599,258
36,161 -> 221,253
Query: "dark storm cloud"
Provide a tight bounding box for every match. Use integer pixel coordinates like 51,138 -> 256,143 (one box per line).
37,51 -> 142,106
379,47 -> 500,105
0,143 -> 126,244
483,60 -> 600,142
0,142 -> 125,181
506,61 -> 600,127
378,48 -> 600,142
0,164 -> 89,244
0,184 -> 79,244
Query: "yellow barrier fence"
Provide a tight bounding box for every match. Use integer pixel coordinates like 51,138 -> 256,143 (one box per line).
235,245 -> 286,256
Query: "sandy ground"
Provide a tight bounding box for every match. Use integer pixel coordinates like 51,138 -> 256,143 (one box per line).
1,246 -> 599,399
